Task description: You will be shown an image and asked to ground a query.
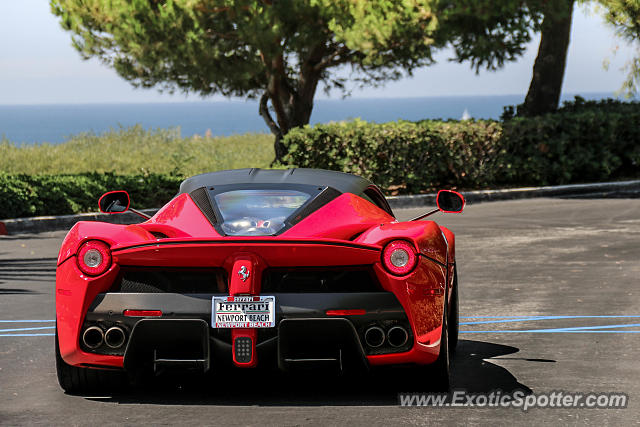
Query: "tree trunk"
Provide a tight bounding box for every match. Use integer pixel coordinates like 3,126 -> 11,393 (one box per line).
258,52 -> 322,165
259,89 -> 315,165
259,92 -> 286,162
520,0 -> 574,117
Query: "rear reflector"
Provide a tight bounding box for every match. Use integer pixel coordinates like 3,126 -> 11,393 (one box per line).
123,309 -> 163,317
325,309 -> 366,316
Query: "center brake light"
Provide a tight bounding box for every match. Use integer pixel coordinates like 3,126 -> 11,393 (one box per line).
382,240 -> 418,276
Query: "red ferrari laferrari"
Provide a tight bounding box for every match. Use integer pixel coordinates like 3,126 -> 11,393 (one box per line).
55,168 -> 464,393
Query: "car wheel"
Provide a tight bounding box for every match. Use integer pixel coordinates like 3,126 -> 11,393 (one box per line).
55,329 -> 127,394
448,264 -> 459,356
409,290 -> 451,392
428,301 -> 451,392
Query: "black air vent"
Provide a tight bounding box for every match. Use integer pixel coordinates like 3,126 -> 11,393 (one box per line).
115,268 -> 227,293
190,187 -> 217,226
261,267 -> 383,293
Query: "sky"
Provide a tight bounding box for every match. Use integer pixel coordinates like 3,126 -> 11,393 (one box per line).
0,0 -> 637,105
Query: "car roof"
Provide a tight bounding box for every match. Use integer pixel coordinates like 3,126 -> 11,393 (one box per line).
179,168 -> 374,195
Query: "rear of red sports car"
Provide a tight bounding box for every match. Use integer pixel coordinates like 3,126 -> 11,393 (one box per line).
55,169 -> 459,392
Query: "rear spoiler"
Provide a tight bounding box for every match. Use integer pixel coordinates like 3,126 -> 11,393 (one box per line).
112,238 -> 382,268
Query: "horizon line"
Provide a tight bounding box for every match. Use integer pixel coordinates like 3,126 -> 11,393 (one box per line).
0,91 -> 624,108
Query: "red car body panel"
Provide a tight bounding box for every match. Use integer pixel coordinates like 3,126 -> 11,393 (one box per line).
56,259 -> 123,367
282,193 -> 395,239
56,171 -> 458,372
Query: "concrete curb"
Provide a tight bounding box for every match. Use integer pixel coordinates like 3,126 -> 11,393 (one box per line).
0,209 -> 158,235
386,179 -> 640,208
1,180 -> 638,235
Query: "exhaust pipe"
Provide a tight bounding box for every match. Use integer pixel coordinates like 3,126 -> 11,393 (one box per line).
387,326 -> 409,348
82,326 -> 104,349
104,326 -> 126,349
364,326 -> 385,348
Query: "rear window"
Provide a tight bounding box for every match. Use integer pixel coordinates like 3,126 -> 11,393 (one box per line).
214,189 -> 311,236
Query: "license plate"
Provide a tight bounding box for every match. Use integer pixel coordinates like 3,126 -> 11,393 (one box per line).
212,296 -> 275,328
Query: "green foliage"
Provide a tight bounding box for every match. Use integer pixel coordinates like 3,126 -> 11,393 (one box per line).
0,125 -> 273,175
598,0 -> 640,96
0,126 -> 274,218
50,0 -> 441,97
6,99 -> 637,218
282,98 -> 640,193
49,0 -> 543,97
50,0 -> 545,161
0,173 -> 183,219
437,0 -> 544,72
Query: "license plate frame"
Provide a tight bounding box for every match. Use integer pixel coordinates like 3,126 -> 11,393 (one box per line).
211,295 -> 276,328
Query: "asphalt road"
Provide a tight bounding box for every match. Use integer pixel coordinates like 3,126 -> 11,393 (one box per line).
1,198 -> 639,425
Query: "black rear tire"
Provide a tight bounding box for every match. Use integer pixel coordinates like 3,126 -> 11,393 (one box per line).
407,280 -> 452,392
448,264 -> 459,356
428,303 -> 451,392
55,330 -> 127,394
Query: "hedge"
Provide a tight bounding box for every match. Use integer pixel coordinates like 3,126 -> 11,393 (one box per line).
0,172 -> 182,219
281,97 -> 640,193
2,98 -> 639,219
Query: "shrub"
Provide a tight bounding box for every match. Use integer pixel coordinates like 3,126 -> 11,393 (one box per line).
282,98 -> 640,193
2,98 -> 639,218
0,173 -> 182,219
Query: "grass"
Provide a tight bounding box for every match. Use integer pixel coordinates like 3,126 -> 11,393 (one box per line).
0,125 -> 275,176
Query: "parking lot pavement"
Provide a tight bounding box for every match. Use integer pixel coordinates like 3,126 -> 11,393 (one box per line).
1,198 -> 639,425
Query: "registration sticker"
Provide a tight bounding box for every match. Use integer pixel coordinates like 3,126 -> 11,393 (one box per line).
212,296 -> 275,328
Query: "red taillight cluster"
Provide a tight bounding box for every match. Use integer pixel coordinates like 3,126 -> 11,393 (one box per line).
382,240 -> 417,276
77,240 -> 112,276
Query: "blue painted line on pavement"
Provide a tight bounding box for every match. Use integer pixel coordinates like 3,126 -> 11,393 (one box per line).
0,326 -> 56,333
0,320 -> 55,323
461,330 -> 640,334
460,315 -> 640,325
461,316 -> 544,319
0,333 -> 55,337
461,315 -> 640,320
461,316 -> 551,325
517,323 -> 640,333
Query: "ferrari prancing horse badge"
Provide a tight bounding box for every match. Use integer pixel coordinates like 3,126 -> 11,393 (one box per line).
237,265 -> 250,282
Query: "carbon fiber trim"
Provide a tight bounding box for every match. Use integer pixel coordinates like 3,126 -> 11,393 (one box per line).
190,187 -> 217,226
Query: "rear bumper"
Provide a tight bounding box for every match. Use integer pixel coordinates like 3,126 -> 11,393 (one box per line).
69,291 -> 440,371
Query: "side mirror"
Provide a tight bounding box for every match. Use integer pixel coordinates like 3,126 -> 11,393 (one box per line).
98,191 -> 130,214
436,190 -> 465,213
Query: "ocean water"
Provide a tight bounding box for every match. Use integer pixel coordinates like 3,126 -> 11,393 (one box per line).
0,92 -> 614,144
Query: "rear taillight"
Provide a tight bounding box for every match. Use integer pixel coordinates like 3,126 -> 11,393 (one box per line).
77,240 -> 112,276
382,240 -> 417,276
